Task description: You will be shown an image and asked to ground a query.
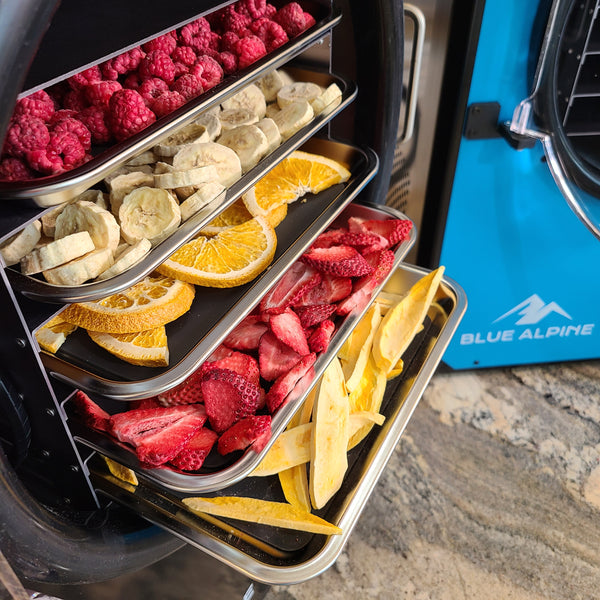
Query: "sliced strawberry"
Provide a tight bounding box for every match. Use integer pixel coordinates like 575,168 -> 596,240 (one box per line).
259,262 -> 321,313
266,353 -> 316,413
301,245 -> 373,278
295,303 -> 336,328
340,231 -> 386,250
203,350 -> 260,386
308,319 -> 335,353
132,397 -> 163,410
335,287 -> 372,316
217,415 -> 272,455
294,274 -> 352,306
349,217 -> 412,247
170,427 -> 218,471
157,369 -> 204,406
269,308 -> 310,355
310,227 -> 346,249
222,314 -> 268,351
258,330 -> 302,381
201,368 -> 261,433
72,390 -> 111,432
206,344 -> 234,361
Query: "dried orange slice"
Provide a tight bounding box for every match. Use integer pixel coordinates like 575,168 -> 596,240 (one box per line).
204,198 -> 253,230
157,216 -> 277,288
88,326 -> 169,367
61,274 -> 195,333
242,150 -> 351,216
35,314 -> 78,353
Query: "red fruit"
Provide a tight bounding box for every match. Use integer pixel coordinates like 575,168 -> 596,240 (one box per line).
85,80 -> 122,110
295,303 -> 336,329
72,390 -> 111,432
258,330 -> 302,381
170,427 -> 218,471
203,350 -> 261,387
172,45 -> 197,66
347,217 -> 412,248
310,228 -> 347,249
308,319 -> 335,353
52,117 -> 92,151
206,344 -> 234,362
217,415 -> 271,455
340,231 -> 386,251
132,397 -> 163,410
266,352 -> 316,413
190,55 -> 224,90
0,157 -> 34,181
274,2 -> 316,38
142,32 -> 177,56
78,106 -> 112,145
172,73 -> 204,101
180,18 -> 213,48
62,88 -> 89,112
101,47 -> 145,80
218,5 -> 253,35
157,370 -> 204,406
223,314 -> 268,351
67,66 -> 102,90
294,273 -> 353,307
151,90 -> 186,118
138,77 -> 170,106
259,261 -> 321,313
48,109 -> 79,125
27,130 -> 87,174
236,0 -> 268,19
107,89 -> 156,141
269,308 -> 310,356
138,50 -> 176,85
220,31 -> 240,53
3,116 -> 50,158
234,35 -> 267,69
301,245 -> 374,278
13,90 -> 55,122
219,51 -> 238,74
201,368 -> 261,433
249,18 -> 288,52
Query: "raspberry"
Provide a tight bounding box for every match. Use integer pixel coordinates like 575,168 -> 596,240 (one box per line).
13,90 -> 55,122
219,5 -> 253,35
101,47 -> 145,80
172,46 -> 197,67
85,80 -> 122,110
78,106 -> 112,144
264,3 -> 277,18
3,116 -> 50,158
151,90 -> 186,118
26,148 -> 63,175
236,0 -> 268,19
138,50 -> 176,85
220,31 -> 240,53
274,2 -> 316,38
234,35 -> 267,69
219,51 -> 238,74
183,26 -> 221,54
67,66 -> 102,90
62,88 -> 89,112
142,32 -> 177,55
190,55 -> 224,90
123,73 -> 141,89
52,117 -> 91,151
47,109 -> 78,126
107,89 -> 156,141
249,18 -> 288,52
138,77 -> 170,106
48,130 -> 87,168
171,74 -> 204,101
0,157 -> 34,181
180,18 -> 211,44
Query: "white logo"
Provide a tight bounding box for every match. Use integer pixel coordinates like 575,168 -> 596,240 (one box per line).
492,294 -> 572,325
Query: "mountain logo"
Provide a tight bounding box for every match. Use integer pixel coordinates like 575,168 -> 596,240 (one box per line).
493,294 -> 572,325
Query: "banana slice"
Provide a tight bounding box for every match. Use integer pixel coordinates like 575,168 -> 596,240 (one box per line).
104,164 -> 153,186
154,122 -> 210,157
54,200 -> 121,252
277,82 -> 324,109
272,100 -> 314,141
119,187 -> 181,246
256,69 -> 288,103
172,142 -> 242,188
265,103 -> 281,119
219,108 -> 259,131
217,125 -> 269,173
256,118 -> 282,155
0,220 -> 42,266
194,111 -> 222,141
96,239 -> 152,280
310,83 -> 343,115
21,231 -> 95,275
43,248 -> 114,286
221,83 -> 267,119
153,164 -> 218,189
107,170 -> 155,217
179,182 -> 226,221
126,150 -> 157,166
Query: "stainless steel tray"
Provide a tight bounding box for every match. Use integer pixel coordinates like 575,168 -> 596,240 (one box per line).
88,263 -> 467,585
0,1 -> 340,209
5,68 -> 357,304
65,202 -> 416,494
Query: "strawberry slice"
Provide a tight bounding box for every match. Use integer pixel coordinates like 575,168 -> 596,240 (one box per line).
217,415 -> 272,455
269,308 -> 310,355
201,368 -> 261,433
206,344 -> 234,361
157,369 -> 204,406
310,228 -> 346,249
170,427 -> 218,471
222,314 -> 268,351
258,330 -> 302,381
348,217 -> 412,247
294,274 -> 352,306
266,352 -> 316,413
308,319 -> 335,353
340,231 -> 387,251
259,262 -> 322,313
203,350 -> 260,386
132,397 -> 163,410
72,390 -> 111,432
301,245 -> 373,278
295,303 -> 336,328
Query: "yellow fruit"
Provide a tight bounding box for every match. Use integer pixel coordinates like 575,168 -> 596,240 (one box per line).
157,216 -> 277,288
35,315 -> 78,353
242,150 -> 351,216
104,456 -> 139,485
264,202 -> 288,228
203,198 -> 252,231
61,275 -> 195,334
88,326 -> 169,367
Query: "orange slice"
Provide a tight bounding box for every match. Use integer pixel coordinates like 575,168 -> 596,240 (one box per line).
35,315 -> 78,353
61,274 -> 195,333
88,326 -> 169,367
203,198 -> 253,232
242,150 -> 351,216
157,216 -> 277,288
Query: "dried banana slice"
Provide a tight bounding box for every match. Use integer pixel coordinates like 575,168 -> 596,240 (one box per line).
153,122 -> 210,157
217,124 -> 269,173
125,150 -> 157,166
43,248 -> 114,286
277,82 -> 324,109
221,83 -> 267,119
96,239 -> 152,281
107,170 -> 155,217
179,182 -> 226,222
153,164 -> 218,189
219,108 -> 259,131
194,111 -> 222,141
0,220 -> 42,266
255,117 -> 282,155
272,100 -> 314,141
310,83 -> 343,115
172,142 -> 242,188
256,69 -> 288,103
21,231 -> 95,275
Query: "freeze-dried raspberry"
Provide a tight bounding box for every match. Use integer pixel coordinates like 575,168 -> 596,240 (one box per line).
67,66 -> 102,90
236,0 -> 268,19
138,77 -> 170,106
173,61 -> 189,78
26,148 -> 63,175
234,35 -> 267,69
101,47 -> 145,80
138,50 -> 176,85
190,55 -> 224,91
181,21 -> 220,54
123,73 -> 141,89
264,3 -> 277,18
3,116 -> 50,158
62,88 -> 89,112
172,46 -> 197,67
0,157 -> 34,181
78,106 -> 112,144
274,2 -> 316,38
107,89 -> 156,141
171,74 -> 204,101
13,90 -> 55,123
85,80 -> 122,110
249,18 -> 288,52
220,31 -> 240,53
48,109 -> 79,126
48,131 -> 87,168
142,32 -> 177,55
180,18 -> 211,46
219,5 -> 253,35
52,117 -> 91,151
219,51 -> 238,74
151,90 -> 186,118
